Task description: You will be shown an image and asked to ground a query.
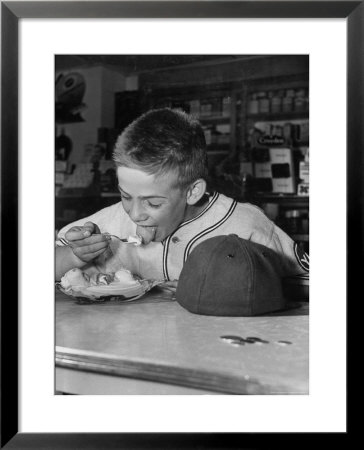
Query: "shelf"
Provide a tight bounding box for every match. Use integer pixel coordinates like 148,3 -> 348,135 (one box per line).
100,192 -> 120,198
246,111 -> 309,122
199,116 -> 231,124
56,117 -> 85,124
206,150 -> 230,156
206,143 -> 230,151
56,193 -> 99,199
141,72 -> 309,212
248,194 -> 309,206
56,217 -> 72,223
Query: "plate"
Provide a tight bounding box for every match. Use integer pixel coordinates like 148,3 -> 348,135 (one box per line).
83,282 -> 146,298
57,279 -> 162,302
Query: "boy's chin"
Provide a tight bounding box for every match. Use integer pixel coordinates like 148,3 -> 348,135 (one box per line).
154,229 -> 177,243
145,231 -> 168,244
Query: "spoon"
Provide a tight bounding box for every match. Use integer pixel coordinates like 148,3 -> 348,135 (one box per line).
104,234 -> 143,246
62,233 -> 142,246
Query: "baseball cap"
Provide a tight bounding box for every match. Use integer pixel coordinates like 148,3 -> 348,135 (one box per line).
176,234 -> 287,316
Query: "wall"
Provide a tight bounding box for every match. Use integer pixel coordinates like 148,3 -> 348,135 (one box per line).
56,66 -> 127,165
139,55 -> 308,89
100,68 -> 131,130
56,56 -> 308,165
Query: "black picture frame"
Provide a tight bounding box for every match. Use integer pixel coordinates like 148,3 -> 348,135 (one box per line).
1,1 -> 359,447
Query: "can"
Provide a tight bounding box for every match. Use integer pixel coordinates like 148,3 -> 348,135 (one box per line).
270,92 -> 282,113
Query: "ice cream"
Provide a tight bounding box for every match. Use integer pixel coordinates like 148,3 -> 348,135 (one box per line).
136,226 -> 157,245
61,269 -> 116,289
114,268 -> 140,287
127,234 -> 142,246
60,267 -> 140,292
90,273 -> 114,286
60,268 -> 90,289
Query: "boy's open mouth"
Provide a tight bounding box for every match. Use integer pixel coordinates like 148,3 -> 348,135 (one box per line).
136,225 -> 157,245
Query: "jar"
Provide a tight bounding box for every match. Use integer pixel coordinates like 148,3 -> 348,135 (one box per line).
222,96 -> 231,117
258,92 -> 270,114
203,127 -> 212,146
284,210 -> 301,234
270,91 -> 282,113
282,89 -> 295,113
283,123 -> 293,143
294,89 -> 307,112
248,94 -> 259,114
271,125 -> 283,137
282,96 -> 293,113
301,218 -> 309,234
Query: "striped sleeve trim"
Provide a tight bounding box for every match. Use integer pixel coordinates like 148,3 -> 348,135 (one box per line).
162,235 -> 172,281
56,237 -> 69,247
162,192 -> 219,282
178,191 -> 219,228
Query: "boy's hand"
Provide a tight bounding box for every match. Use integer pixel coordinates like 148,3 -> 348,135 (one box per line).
65,221 -> 111,263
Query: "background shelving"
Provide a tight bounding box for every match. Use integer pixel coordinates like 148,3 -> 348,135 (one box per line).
55,55 -> 309,250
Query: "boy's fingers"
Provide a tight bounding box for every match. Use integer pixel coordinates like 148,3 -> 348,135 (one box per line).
81,247 -> 108,260
68,234 -> 110,248
65,226 -> 92,241
69,240 -> 110,254
71,245 -> 108,262
65,223 -> 105,243
83,221 -> 101,234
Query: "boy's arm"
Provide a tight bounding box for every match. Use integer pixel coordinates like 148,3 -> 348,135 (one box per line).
263,224 -> 309,276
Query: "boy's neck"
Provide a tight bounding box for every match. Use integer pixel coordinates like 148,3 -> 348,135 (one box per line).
184,194 -> 209,222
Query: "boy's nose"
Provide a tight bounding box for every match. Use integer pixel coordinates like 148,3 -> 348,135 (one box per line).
128,202 -> 148,222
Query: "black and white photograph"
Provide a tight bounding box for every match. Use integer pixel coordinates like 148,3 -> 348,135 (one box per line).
2,0 -> 355,444
55,54 -> 310,395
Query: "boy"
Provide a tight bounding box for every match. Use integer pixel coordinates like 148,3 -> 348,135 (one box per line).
55,108 -> 309,282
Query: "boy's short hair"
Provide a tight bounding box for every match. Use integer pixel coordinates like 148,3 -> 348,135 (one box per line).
113,108 -> 209,190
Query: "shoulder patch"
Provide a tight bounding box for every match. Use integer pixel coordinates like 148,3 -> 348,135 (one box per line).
294,242 -> 309,272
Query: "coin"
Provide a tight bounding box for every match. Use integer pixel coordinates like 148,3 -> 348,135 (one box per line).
220,335 -> 245,345
246,336 -> 269,344
276,340 -> 292,346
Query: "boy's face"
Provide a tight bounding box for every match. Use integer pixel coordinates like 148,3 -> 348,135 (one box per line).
116,166 -> 189,243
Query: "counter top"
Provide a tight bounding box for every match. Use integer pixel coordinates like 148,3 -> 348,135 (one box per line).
56,288 -> 308,395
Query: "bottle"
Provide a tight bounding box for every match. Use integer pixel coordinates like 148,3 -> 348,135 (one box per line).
294,89 -> 307,112
270,91 -> 282,114
282,89 -> 294,113
247,94 -> 259,115
284,210 -> 301,234
240,172 -> 253,201
55,128 -> 72,160
258,92 -> 270,114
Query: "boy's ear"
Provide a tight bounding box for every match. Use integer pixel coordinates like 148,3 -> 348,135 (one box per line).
186,179 -> 207,205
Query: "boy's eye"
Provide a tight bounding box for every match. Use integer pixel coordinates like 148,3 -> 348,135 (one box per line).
121,195 -> 162,209
145,201 -> 162,209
